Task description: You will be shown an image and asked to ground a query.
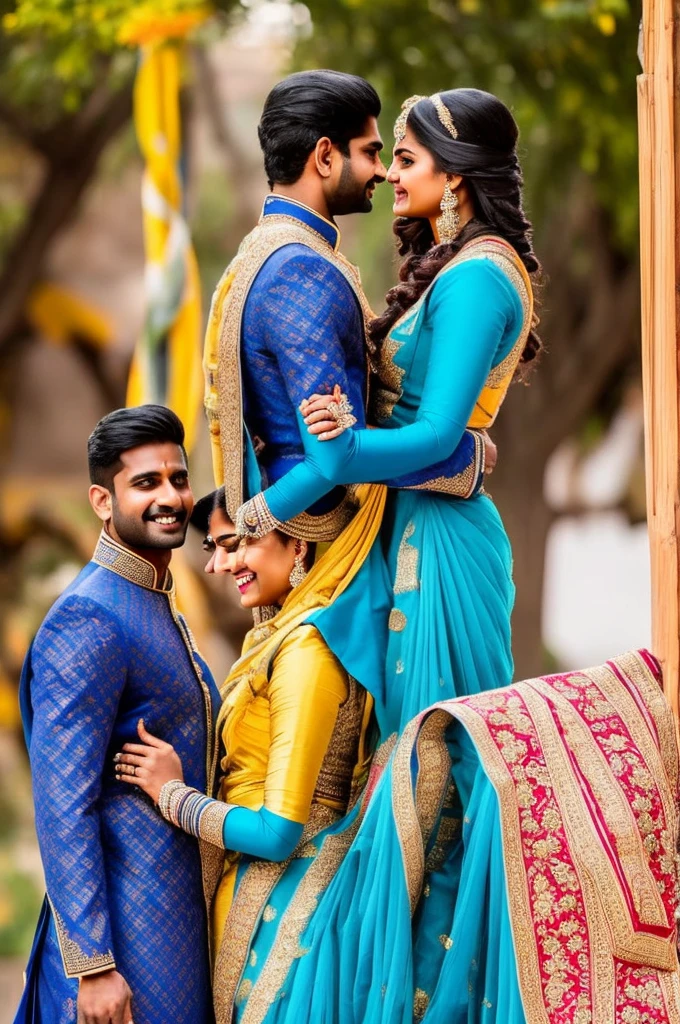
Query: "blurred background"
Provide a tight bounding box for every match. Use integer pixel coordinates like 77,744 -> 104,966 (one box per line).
0,0 -> 648,1011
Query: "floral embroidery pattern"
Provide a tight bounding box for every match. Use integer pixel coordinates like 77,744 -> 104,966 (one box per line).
442,651 -> 680,1024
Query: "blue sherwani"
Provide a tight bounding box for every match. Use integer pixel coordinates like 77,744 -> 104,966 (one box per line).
16,532 -> 220,1024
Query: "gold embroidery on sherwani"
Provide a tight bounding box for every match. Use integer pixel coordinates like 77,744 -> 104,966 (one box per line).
49,898 -> 115,978
373,333 -> 406,421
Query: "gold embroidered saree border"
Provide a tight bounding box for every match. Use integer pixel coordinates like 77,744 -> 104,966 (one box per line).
521,681 -> 675,971
434,651 -> 680,1024
390,709 -> 452,914
213,859 -> 286,1024
530,665 -> 677,925
391,715 -> 426,914
413,710 -> 453,852
239,818 -> 361,1024
212,803 -> 339,1024
400,429 -> 484,498
605,651 -> 680,804
442,698 -> 552,1024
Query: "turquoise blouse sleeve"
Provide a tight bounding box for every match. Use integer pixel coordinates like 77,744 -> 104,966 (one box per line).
263,259 -> 520,524
223,806 -> 302,862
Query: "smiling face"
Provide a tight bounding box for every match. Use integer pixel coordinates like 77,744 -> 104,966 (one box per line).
327,117 -> 387,215
203,505 -> 307,610
387,125 -> 449,221
89,442 -> 193,553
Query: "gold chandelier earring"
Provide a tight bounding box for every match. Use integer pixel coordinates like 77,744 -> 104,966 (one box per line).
436,178 -> 460,244
289,542 -> 307,588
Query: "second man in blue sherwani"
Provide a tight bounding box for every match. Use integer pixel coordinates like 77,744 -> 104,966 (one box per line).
16,406 -> 220,1024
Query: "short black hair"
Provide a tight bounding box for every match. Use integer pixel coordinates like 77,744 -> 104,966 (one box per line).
258,70 -> 381,187
190,487 -> 225,535
87,405 -> 186,487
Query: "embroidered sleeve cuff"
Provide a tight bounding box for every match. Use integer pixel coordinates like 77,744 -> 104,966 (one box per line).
49,899 -> 116,979
235,492 -> 284,539
158,780 -> 234,849
398,431 -> 484,499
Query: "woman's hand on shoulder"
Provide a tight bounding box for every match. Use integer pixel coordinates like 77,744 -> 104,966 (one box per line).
300,383 -> 357,441
114,719 -> 184,804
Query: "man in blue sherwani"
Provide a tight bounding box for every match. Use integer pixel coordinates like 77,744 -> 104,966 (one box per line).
16,405 -> 220,1024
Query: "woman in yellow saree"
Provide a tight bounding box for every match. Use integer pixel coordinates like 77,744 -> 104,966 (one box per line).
115,483 -> 387,1023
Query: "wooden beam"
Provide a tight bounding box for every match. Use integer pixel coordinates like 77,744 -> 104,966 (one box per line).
638,0 -> 680,716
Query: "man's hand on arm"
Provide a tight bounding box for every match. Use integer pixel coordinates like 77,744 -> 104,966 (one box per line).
77,969 -> 133,1024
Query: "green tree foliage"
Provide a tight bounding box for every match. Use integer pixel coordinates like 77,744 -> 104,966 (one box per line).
295,0 -> 641,249
0,0 -> 237,116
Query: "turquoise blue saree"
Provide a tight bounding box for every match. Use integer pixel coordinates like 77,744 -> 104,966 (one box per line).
221,237 -> 534,1023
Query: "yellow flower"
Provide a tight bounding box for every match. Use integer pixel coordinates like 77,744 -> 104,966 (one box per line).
118,4 -> 212,46
597,13 -> 616,36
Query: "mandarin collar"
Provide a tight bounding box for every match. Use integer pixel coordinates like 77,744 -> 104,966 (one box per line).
93,530 -> 173,593
261,195 -> 340,251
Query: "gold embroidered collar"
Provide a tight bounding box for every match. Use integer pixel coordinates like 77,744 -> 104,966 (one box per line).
93,530 -> 173,593
260,194 -> 341,252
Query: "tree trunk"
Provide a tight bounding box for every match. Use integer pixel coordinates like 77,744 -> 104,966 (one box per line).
489,449 -> 553,679
0,83 -> 133,355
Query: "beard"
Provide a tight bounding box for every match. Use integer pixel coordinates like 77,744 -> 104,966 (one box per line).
332,159 -> 378,215
110,499 -> 189,551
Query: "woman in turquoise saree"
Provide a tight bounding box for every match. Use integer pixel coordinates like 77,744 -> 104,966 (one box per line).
237,88 -> 540,735
230,88 -> 543,1021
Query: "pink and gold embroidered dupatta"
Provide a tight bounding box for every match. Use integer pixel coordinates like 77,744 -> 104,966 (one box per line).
393,649 -> 680,1023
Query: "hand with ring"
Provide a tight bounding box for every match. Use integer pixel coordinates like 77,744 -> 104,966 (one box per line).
300,383 -> 357,441
114,720 -> 184,804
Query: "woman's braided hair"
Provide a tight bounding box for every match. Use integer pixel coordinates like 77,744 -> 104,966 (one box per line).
369,88 -> 541,372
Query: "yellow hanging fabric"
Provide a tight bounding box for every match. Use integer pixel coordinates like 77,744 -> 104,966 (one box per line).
121,4 -> 211,452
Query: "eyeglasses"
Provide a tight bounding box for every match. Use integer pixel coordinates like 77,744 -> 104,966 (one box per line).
202,535 -> 250,555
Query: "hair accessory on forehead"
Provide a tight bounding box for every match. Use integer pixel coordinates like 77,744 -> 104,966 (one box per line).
429,93 -> 458,140
393,93 -> 459,145
394,95 -> 427,144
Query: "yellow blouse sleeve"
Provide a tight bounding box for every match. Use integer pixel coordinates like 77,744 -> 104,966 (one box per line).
264,625 -> 348,823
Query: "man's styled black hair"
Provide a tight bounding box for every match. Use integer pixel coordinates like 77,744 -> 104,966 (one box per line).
258,70 -> 381,187
87,404 -> 187,487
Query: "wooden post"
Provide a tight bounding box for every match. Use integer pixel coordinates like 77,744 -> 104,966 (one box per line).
638,0 -> 680,717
